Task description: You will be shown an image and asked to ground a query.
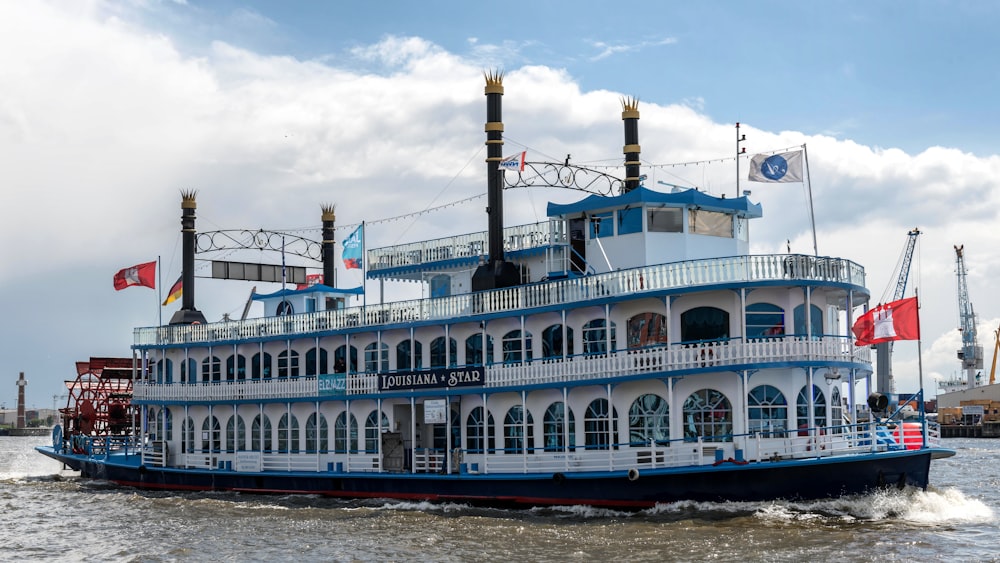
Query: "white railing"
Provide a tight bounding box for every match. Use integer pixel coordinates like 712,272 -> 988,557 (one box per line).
134,336 -> 869,402
134,253 -> 865,347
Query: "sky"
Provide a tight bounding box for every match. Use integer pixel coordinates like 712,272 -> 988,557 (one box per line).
3,0 -> 1000,409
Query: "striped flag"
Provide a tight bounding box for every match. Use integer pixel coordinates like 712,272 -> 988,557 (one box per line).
162,275 -> 182,306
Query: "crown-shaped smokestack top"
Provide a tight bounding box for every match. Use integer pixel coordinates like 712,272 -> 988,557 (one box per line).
181,189 -> 197,209
621,96 -> 641,193
484,70 -> 504,95
321,203 -> 336,222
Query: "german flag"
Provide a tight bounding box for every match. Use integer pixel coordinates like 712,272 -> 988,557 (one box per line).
162,275 -> 182,306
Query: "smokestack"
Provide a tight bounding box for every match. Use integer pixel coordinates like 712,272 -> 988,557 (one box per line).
16,372 -> 26,429
472,71 -> 520,291
169,190 -> 207,325
622,97 -> 641,193
322,204 -> 337,288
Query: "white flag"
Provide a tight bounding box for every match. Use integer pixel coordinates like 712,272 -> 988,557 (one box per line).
499,151 -> 526,172
748,150 -> 803,183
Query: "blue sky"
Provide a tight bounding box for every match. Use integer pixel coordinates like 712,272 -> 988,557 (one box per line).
2,0 -> 1000,406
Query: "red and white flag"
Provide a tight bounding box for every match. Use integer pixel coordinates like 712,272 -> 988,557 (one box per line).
113,261 -> 156,291
851,296 -> 920,346
499,151 -> 526,172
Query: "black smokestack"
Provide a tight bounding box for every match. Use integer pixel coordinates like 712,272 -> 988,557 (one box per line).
169,190 -> 207,325
622,97 -> 641,193
322,204 -> 336,288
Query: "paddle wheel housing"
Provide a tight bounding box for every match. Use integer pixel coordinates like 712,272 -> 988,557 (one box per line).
61,357 -> 138,440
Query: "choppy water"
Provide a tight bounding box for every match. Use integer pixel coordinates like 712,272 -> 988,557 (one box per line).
2,436 -> 998,562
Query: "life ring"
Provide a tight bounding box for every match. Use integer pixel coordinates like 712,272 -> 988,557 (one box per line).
627,468 -> 640,481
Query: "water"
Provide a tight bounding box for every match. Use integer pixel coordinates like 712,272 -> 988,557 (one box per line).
2,436 -> 997,562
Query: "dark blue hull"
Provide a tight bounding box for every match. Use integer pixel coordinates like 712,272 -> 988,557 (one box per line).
38,447 -> 937,509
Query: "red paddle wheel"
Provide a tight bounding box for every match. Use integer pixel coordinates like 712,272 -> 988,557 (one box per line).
61,357 -> 138,442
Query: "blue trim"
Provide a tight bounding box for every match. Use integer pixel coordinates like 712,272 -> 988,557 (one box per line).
252,285 -> 364,301
547,186 -> 763,218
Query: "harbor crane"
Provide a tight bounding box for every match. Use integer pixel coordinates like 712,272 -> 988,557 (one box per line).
875,228 -> 921,394
955,245 -> 984,389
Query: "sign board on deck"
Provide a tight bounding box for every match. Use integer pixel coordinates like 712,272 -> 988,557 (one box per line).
424,399 -> 447,424
236,451 -> 262,472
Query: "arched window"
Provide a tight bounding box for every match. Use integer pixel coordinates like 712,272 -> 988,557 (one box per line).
746,303 -> 785,339
251,352 -> 272,379
797,384 -> 827,431
466,407 -> 495,453
201,416 -> 221,452
682,389 -> 732,442
180,358 -> 196,384
202,356 -> 222,382
278,413 -> 300,453
226,354 -> 247,381
680,307 -> 729,342
748,385 -> 787,437
182,416 -> 195,453
430,337 -> 458,368
155,358 -> 173,384
277,349 -> 300,378
583,319 -> 617,355
584,398 -> 618,450
629,394 -> 670,445
627,312 -> 668,349
334,345 -> 358,374
305,347 -> 328,376
542,401 -> 575,452
364,342 -> 389,373
396,340 -> 423,370
503,405 -> 534,454
464,334 -> 494,366
364,410 -> 389,453
163,408 -> 173,441
831,386 -> 844,434
335,412 -> 358,453
306,413 -> 328,453
541,325 -> 573,360
502,330 -> 533,364
226,414 -> 246,452
251,414 -> 272,452
793,304 -> 823,338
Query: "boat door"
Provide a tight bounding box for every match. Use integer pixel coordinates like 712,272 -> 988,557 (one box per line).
569,217 -> 586,273
392,403 -> 414,471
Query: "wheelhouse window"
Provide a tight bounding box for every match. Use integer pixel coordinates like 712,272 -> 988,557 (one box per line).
746,303 -> 785,339
543,402 -> 575,452
682,389 -> 732,442
589,212 -> 614,238
680,306 -> 729,342
689,209 -> 733,238
647,207 -> 683,232
464,333 -> 494,366
584,398 -> 618,450
629,394 -> 670,445
627,312 -> 668,349
583,319 -> 617,355
466,406 -> 495,453
617,207 -> 643,235
748,385 -> 788,437
503,405 -> 534,454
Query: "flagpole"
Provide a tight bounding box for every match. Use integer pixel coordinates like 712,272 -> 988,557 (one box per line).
361,221 -> 367,309
803,143 -> 818,256
916,289 -> 928,447
157,255 -> 163,327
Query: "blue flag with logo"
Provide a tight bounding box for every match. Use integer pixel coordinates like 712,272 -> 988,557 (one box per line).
343,224 -> 363,269
748,150 -> 803,183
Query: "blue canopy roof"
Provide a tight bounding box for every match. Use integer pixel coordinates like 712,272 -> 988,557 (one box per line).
546,186 -> 762,218
251,285 -> 364,301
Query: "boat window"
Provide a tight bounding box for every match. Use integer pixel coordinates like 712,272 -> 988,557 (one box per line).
689,209 -> 733,238
543,402 -> 576,452
734,216 -> 749,241
334,345 -> 358,374
830,387 -> 843,434
251,352 -> 272,380
430,274 -> 451,298
202,416 -> 222,453
396,339 -> 423,370
305,297 -> 317,313
682,389 -> 732,443
305,347 -> 328,376
277,349 -> 300,378
542,325 -> 574,360
647,207 -> 682,233
617,207 -> 643,235
464,333 -> 495,366
745,303 -> 785,339
589,212 -> 614,239
583,319 -> 617,355
793,304 -> 823,338
748,385 -> 788,437
680,306 -> 729,342
226,354 -> 247,381
182,416 -> 195,454
226,415 -> 246,453
626,312 -> 668,349
364,411 -> 389,453
155,358 -> 172,384
306,413 -> 329,453
278,413 -> 300,453
334,412 -> 358,453
797,385 -> 827,432
364,342 -> 389,373
502,330 -> 533,364
202,355 -> 222,382
503,405 -> 535,454
251,414 -> 272,452
430,337 -> 458,368
466,407 -> 495,454
180,358 -> 196,384
163,408 -> 173,441
276,300 -> 294,316
628,394 -> 670,445
584,399 -> 618,450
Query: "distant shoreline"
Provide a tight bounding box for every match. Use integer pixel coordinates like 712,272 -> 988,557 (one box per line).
0,427 -> 51,437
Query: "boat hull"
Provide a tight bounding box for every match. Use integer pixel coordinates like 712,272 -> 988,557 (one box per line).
37,447 -> 937,509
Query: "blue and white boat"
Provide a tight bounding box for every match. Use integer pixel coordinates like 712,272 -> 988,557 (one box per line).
38,76 -> 952,509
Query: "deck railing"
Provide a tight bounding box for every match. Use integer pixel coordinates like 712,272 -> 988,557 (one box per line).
133,336 -> 869,402
135,253 -> 865,347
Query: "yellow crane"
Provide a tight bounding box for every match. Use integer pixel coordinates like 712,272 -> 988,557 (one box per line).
990,326 -> 1000,386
